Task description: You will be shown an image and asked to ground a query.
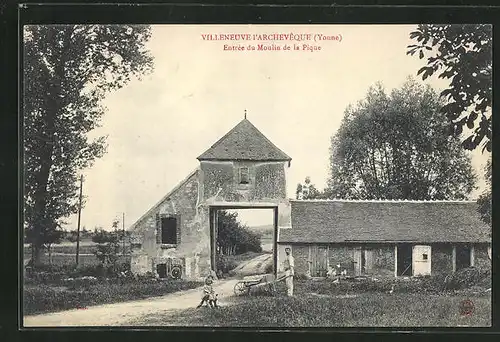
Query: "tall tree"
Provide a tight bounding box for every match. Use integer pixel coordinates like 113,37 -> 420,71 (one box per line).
477,159 -> 491,228
327,78 -> 477,200
216,211 -> 262,255
24,25 -> 154,266
407,24 -> 492,152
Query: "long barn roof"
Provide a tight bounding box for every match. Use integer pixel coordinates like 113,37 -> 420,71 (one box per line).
280,200 -> 491,243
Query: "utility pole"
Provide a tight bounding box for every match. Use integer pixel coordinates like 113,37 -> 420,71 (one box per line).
76,175 -> 83,266
122,212 -> 125,256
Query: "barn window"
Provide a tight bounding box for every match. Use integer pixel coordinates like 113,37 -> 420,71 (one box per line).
456,245 -> 472,270
161,216 -> 178,244
422,253 -> 428,261
156,263 -> 167,278
239,167 -> 249,184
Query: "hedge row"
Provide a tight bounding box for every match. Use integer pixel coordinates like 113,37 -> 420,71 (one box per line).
24,262 -> 133,286
293,267 -> 491,296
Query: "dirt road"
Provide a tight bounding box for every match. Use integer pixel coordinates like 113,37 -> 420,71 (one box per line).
232,253 -> 273,277
23,279 -> 239,327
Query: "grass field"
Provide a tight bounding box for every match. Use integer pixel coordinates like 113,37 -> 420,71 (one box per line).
130,292 -> 491,327
23,241 -> 131,266
24,278 -> 203,315
126,275 -> 491,327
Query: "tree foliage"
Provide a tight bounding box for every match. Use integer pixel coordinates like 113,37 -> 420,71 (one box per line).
407,24 -> 492,152
477,159 -> 491,227
23,25 -> 153,265
327,78 -> 477,200
92,227 -> 121,273
216,211 -> 262,256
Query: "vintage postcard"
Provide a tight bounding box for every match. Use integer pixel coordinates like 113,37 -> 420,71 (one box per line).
22,24 -> 492,328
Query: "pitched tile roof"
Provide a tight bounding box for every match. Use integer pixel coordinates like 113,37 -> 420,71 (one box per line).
279,200 -> 491,243
197,119 -> 291,161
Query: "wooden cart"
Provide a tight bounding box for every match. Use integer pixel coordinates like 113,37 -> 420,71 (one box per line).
233,273 -> 289,296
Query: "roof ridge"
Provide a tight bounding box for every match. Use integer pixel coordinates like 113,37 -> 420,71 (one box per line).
129,168 -> 200,230
244,119 -> 291,160
197,118 -> 291,161
198,119 -> 244,156
290,199 -> 476,203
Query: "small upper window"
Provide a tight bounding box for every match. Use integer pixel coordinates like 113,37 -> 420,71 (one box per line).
422,253 -> 428,260
239,167 -> 249,184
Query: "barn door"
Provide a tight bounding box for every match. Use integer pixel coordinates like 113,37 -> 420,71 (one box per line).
412,245 -> 431,276
353,247 -> 361,276
353,247 -> 372,276
311,245 -> 328,277
364,249 -> 373,274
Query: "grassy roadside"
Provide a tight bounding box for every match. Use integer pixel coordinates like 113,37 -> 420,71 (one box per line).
126,292 -> 491,327
24,279 -> 203,316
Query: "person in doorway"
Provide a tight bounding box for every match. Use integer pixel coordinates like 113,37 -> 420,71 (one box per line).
283,247 -> 295,296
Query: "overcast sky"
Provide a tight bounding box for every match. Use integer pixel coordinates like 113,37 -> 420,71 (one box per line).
63,24 -> 490,231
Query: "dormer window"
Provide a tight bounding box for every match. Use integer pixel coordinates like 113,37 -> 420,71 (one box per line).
239,167 -> 249,184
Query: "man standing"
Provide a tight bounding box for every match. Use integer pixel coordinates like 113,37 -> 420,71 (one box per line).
283,247 -> 295,296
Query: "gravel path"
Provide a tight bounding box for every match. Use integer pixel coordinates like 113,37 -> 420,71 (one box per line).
23,279 -> 239,327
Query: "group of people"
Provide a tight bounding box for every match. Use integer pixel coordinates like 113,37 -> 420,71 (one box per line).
196,247 -> 295,308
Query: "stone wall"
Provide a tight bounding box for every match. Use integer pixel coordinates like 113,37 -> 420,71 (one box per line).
254,163 -> 286,200
329,245 -> 355,274
200,160 -> 287,203
291,244 -> 309,275
282,243 -> 491,279
284,244 -> 396,278
474,244 -> 491,270
431,244 -> 453,275
367,245 -> 395,278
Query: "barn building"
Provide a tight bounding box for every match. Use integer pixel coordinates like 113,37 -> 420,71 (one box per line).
128,117 -> 491,280
278,199 -> 491,278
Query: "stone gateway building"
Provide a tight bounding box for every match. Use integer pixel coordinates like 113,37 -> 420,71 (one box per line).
128,118 -> 491,280
129,118 -> 292,279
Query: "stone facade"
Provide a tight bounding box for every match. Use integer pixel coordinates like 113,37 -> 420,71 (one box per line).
129,151 -> 291,280
473,244 -> 491,270
129,170 -> 212,279
280,242 -> 491,278
431,244 -> 454,275
200,160 -> 287,204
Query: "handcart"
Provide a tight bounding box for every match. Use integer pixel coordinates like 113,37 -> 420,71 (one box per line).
233,273 -> 289,296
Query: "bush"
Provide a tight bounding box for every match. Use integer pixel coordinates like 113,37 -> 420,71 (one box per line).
293,269 -> 492,296
65,261 -> 131,279
444,267 -> 491,290
216,255 -> 238,275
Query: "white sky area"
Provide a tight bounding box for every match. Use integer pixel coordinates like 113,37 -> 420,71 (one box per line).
226,209 -> 275,228
61,24 -> 490,231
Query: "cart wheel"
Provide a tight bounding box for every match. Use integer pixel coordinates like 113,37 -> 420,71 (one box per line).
234,281 -> 249,296
170,266 -> 182,279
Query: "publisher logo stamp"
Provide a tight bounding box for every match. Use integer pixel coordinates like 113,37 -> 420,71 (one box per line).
459,299 -> 474,316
